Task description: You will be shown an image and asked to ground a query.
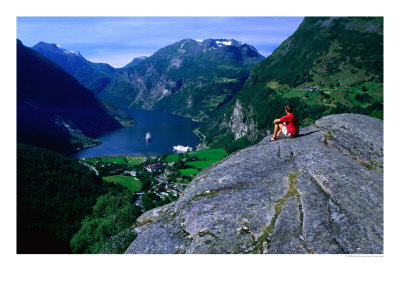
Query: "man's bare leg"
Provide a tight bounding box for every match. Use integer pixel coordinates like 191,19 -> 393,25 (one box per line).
275,124 -> 284,139
273,123 -> 280,138
276,122 -> 286,139
272,122 -> 285,140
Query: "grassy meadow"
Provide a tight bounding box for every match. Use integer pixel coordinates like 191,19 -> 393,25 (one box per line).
102,175 -> 142,192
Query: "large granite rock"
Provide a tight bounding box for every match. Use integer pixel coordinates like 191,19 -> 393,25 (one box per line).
315,113 -> 383,169
126,114 -> 383,254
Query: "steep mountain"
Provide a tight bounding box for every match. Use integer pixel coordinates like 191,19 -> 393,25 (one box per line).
125,114 -> 383,254
199,17 -> 383,152
99,39 -> 264,120
32,42 -> 117,95
17,39 -> 133,154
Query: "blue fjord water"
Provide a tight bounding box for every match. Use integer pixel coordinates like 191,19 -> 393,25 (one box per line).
73,109 -> 201,158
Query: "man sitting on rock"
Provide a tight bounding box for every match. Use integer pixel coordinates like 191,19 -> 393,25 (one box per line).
270,104 -> 299,141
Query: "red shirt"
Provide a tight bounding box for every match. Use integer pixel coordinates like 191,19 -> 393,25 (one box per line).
279,113 -> 299,136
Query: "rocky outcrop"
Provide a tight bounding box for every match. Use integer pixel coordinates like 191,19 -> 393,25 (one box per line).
126,114 -> 383,254
229,100 -> 257,140
315,114 -> 383,169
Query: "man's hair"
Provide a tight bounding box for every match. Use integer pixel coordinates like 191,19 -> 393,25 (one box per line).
285,104 -> 293,113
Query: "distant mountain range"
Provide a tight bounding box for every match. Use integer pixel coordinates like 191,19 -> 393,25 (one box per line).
17,39 -> 134,154
34,39 -> 264,121
99,39 -> 264,120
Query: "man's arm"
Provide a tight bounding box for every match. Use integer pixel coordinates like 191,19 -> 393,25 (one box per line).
279,114 -> 291,123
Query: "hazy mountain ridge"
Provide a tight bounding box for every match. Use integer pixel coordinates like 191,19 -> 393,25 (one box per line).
99,38 -> 264,120
32,42 -> 117,96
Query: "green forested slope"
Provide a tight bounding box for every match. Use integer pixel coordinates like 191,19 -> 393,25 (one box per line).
17,144 -> 142,253
200,17 -> 383,152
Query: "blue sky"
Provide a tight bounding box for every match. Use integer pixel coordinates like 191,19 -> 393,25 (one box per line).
17,17 -> 303,68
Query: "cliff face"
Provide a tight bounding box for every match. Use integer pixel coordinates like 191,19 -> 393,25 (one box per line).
228,100 -> 257,140
126,114 -> 383,254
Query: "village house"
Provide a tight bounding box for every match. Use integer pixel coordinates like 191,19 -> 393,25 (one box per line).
123,170 -> 137,177
303,85 -> 320,91
145,163 -> 165,174
196,144 -> 210,151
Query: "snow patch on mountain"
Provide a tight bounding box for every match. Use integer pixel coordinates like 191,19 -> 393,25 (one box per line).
42,42 -> 81,56
216,40 -> 232,46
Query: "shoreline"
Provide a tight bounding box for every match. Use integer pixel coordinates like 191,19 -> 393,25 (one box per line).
193,128 -> 206,144
71,108 -> 204,158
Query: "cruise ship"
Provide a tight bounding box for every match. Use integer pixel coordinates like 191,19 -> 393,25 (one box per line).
145,132 -> 151,141
173,145 -> 193,153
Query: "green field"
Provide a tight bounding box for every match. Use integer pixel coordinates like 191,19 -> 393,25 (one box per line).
166,149 -> 228,171
186,161 -> 213,170
192,149 -> 227,161
166,149 -> 227,162
165,154 -> 181,162
84,155 -> 147,165
102,176 -> 142,192
179,168 -> 199,176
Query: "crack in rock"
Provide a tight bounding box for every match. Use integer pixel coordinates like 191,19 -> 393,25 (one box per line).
253,170 -> 301,253
309,173 -> 346,253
